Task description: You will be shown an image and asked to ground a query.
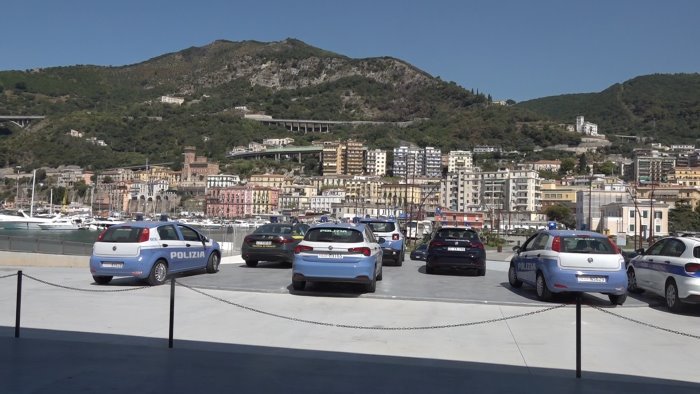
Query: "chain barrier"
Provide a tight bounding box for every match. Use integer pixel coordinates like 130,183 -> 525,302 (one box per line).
23,273 -> 151,293
590,304 -> 700,340
176,280 -> 567,330
0,273 -> 17,279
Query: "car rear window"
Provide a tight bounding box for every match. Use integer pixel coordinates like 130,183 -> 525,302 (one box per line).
560,236 -> 616,254
100,226 -> 145,243
435,229 -> 479,241
364,222 -> 396,232
305,228 -> 364,243
256,224 -> 293,234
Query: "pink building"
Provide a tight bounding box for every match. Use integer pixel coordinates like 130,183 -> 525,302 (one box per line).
206,185 -> 279,218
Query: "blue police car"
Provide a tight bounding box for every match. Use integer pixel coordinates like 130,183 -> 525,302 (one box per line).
89,221 -> 221,285
360,217 -> 405,266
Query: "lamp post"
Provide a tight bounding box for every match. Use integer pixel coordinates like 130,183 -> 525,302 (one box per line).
15,166 -> 21,209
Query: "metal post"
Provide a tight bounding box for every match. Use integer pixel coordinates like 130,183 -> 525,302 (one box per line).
15,270 -> 22,338
169,278 -> 175,348
576,293 -> 582,378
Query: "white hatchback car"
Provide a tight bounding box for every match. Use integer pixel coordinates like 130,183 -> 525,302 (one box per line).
627,236 -> 700,312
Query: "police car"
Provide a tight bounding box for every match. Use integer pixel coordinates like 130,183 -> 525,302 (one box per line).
359,217 -> 405,266
89,221 -> 221,286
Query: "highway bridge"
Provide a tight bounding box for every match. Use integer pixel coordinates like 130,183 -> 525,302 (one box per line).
247,116 -> 417,133
0,115 -> 45,128
227,145 -> 323,161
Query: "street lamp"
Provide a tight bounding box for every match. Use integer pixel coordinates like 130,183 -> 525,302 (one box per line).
15,166 -> 21,209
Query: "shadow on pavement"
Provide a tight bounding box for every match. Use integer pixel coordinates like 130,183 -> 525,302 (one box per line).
1,327 -> 698,394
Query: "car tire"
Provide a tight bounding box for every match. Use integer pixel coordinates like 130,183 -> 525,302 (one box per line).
147,260 -> 168,286
245,260 -> 258,268
426,264 -> 435,275
93,275 -> 112,285
365,276 -> 377,293
608,293 -> 627,306
665,279 -> 684,313
536,272 -> 553,301
508,265 -> 522,288
626,267 -> 643,294
292,280 -> 306,291
377,264 -> 383,281
206,253 -> 220,273
396,249 -> 404,266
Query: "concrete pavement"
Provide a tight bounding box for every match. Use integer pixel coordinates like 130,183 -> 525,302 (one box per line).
1,261 -> 700,393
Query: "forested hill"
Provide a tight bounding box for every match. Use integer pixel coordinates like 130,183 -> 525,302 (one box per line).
516,73 -> 700,143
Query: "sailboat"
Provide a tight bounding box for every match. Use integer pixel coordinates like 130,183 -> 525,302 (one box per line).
0,169 -> 55,229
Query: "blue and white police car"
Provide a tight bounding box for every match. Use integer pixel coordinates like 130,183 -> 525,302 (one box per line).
89,221 -> 221,286
359,217 -> 405,266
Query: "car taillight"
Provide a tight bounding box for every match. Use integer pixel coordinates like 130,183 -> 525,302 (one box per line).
472,242 -> 485,250
138,228 -> 150,243
551,236 -> 561,252
430,240 -> 447,248
392,234 -> 399,241
348,247 -> 371,256
685,263 -> 700,273
273,236 -> 295,244
294,245 -> 313,254
243,235 -> 254,244
96,229 -> 108,241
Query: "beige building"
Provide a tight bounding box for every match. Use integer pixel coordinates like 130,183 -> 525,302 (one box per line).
248,174 -> 290,189
600,200 -> 669,239
321,140 -> 366,176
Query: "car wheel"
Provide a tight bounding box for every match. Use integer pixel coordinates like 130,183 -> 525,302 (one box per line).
147,260 -> 168,286
665,279 -> 684,313
397,249 -> 404,266
626,267 -> 643,293
292,280 -> 306,291
508,265 -> 522,288
377,263 -> 383,281
245,260 -> 258,267
93,275 -> 112,285
206,253 -> 220,273
426,264 -> 435,275
608,293 -> 627,306
365,276 -> 377,293
536,272 -> 553,301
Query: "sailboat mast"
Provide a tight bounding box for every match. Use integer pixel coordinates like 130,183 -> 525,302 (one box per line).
30,169 -> 37,217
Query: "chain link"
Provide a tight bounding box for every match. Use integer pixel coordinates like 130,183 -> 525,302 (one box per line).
23,273 -> 151,293
176,280 -> 567,330
591,304 -> 700,340
0,273 -> 17,279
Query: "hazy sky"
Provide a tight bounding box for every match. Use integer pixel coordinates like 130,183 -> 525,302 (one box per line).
2,0 -> 698,101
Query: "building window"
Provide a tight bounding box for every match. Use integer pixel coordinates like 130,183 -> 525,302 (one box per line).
629,210 -> 635,218
654,211 -> 663,219
642,210 -> 648,219
629,224 -> 635,232
655,225 -> 661,233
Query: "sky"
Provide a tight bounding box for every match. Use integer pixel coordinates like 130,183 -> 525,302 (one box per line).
2,0 -> 699,102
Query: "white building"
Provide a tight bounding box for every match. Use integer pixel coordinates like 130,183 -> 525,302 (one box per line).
424,146 -> 442,177
393,146 -> 442,178
575,116 -> 599,136
310,189 -> 346,213
207,174 -> 240,188
160,96 -> 185,105
447,150 -> 473,173
263,138 -> 295,146
366,149 -> 387,176
441,169 -> 541,214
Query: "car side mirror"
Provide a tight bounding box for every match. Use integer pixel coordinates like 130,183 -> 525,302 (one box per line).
512,245 -> 521,253
635,248 -> 645,255
377,237 -> 386,244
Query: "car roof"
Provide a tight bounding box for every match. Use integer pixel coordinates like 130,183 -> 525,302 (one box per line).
359,218 -> 396,223
310,222 -> 367,231
437,226 -> 475,231
108,221 -> 187,229
544,230 -> 608,238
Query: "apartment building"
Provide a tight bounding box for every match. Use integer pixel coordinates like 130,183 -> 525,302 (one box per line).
447,150 -> 473,173
393,146 -> 442,178
205,185 -> 279,218
321,140 -> 366,176
441,169 -> 541,214
365,149 -> 387,176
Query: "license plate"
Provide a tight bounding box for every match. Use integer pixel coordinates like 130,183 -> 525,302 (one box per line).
256,241 -> 272,246
318,254 -> 342,259
577,276 -> 606,283
102,262 -> 124,268
447,247 -> 466,252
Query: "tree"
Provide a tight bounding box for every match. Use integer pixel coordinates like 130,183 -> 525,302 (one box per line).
544,203 -> 575,229
594,160 -> 616,176
559,158 -> 576,175
668,202 -> 700,233
577,153 -> 589,175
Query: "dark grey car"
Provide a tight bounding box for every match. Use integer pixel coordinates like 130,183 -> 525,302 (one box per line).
241,223 -> 309,267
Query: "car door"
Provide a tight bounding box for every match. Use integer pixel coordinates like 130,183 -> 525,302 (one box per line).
156,224 -> 189,272
177,224 -> 208,270
636,239 -> 667,292
364,227 -> 382,267
651,238 -> 686,293
515,233 -> 544,285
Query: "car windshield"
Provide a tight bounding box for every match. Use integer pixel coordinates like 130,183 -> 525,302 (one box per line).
305,228 -> 364,243
560,236 -> 616,254
100,226 -> 146,243
255,224 -> 293,234
364,222 -> 395,232
435,229 -> 479,241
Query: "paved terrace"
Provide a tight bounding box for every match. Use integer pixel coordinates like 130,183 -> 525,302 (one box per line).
0,251 -> 699,393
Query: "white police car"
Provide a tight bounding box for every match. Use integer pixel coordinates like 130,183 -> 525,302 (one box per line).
89,221 -> 221,285
627,236 -> 700,312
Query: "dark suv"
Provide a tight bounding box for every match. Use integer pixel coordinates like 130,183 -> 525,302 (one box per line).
425,226 -> 486,275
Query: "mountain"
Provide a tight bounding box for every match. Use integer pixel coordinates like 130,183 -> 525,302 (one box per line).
516,73 -> 700,143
